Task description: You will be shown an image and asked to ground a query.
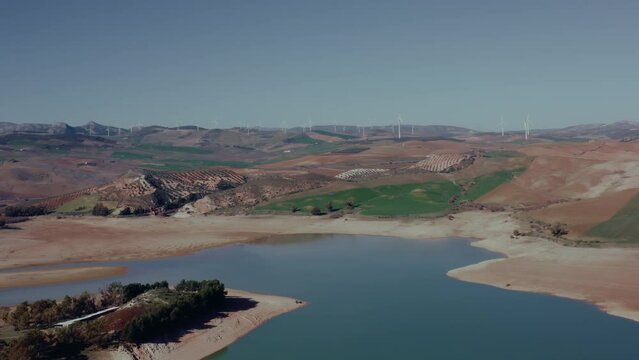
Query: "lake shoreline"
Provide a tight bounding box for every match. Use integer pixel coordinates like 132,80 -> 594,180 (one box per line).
89,289 -> 306,360
2,211 -> 639,322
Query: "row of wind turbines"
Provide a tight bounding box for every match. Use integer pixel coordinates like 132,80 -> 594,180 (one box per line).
84,113 -> 534,141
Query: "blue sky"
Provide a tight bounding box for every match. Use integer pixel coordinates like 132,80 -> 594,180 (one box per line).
1,0 -> 638,131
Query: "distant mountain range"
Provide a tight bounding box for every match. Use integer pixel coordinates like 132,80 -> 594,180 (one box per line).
536,120 -> 639,140
0,120 -> 637,140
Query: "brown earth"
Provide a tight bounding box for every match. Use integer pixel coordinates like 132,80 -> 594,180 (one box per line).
525,188 -> 639,235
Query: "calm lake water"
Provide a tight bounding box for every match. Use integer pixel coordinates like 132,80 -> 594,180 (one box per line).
2,235 -> 639,359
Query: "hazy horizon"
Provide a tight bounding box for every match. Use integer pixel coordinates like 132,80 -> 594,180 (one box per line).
2,1 -> 639,131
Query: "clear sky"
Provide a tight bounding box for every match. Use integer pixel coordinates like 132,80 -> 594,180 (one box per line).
1,0 -> 638,131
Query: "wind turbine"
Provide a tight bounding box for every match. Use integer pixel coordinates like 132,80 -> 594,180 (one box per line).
523,114 -> 530,140
397,114 -> 402,140
500,116 -> 505,137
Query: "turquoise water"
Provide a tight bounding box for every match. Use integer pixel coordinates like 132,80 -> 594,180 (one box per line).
2,235 -> 639,359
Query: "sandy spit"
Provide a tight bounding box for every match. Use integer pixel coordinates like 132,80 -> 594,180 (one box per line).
89,289 -> 305,360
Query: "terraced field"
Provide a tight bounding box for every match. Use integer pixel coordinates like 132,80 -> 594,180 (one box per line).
31,168 -> 246,213
410,152 -> 475,173
335,168 -> 388,181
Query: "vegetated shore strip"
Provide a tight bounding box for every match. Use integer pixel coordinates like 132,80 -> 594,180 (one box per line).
91,289 -> 306,360
2,212 -> 639,323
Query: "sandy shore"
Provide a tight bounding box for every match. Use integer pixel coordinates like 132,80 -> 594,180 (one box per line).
90,289 -> 305,360
0,266 -> 127,289
2,211 -> 639,322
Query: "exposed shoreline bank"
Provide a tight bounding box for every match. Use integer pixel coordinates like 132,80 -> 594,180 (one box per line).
1,211 -> 639,323
0,266 -> 127,289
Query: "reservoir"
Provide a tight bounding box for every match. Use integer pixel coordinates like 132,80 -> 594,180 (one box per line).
2,235 -> 639,359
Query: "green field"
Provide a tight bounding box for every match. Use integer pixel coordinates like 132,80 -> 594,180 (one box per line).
136,143 -> 212,154
140,159 -> 254,171
257,167 -> 524,216
257,180 -> 461,216
112,151 -> 154,160
313,130 -> 357,140
586,194 -> 639,243
460,168 -> 525,201
55,194 -> 101,214
482,150 -> 525,158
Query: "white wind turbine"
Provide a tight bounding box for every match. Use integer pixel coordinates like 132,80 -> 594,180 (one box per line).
523,114 -> 530,140
397,114 -> 402,140
500,116 -> 505,137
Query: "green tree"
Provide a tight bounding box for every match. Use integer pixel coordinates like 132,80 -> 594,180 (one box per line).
310,206 -> 323,216
100,282 -> 124,307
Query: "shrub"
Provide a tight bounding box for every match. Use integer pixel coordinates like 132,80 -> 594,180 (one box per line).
1,329 -> 48,359
0,216 -> 5,228
291,204 -> 299,213
310,206 -> 323,216
325,201 -> 334,212
551,222 -> 569,237
120,207 -> 132,216
91,203 -> 111,216
345,199 -> 355,210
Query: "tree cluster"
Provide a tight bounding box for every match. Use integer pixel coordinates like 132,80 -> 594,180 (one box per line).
123,280 -> 226,343
91,203 -> 111,216
119,207 -> 147,216
4,205 -> 49,217
0,279 -> 226,359
0,319 -> 109,360
1,292 -> 97,330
